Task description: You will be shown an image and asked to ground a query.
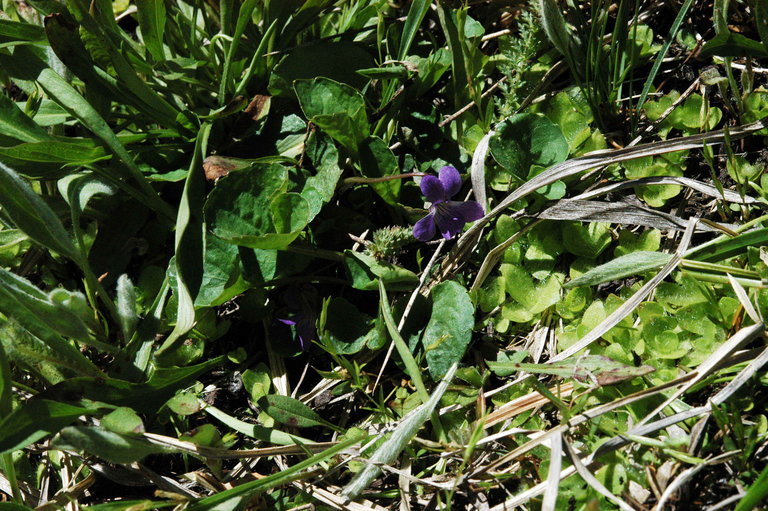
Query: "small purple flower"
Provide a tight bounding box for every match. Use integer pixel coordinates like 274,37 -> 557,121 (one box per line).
413,166 -> 485,241
277,285 -> 318,350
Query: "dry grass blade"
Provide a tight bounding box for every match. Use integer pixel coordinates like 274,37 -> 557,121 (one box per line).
562,437 -> 634,511
476,374 -> 696,476
538,199 -> 727,232
471,131 -> 492,208
436,117 -> 768,283
636,322 -> 765,427
541,430 -> 563,511
550,217 -> 697,362
572,176 -> 759,204
481,382 -> 574,429
293,482 -> 388,511
727,273 -> 762,323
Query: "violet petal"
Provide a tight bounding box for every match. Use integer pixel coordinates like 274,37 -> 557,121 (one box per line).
438,166 -> 462,199
420,175 -> 445,203
413,213 -> 437,241
446,200 -> 485,222
434,206 -> 466,239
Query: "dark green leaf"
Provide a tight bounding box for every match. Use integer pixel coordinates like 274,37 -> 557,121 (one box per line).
699,31 -> 768,58
270,41 -> 374,97
344,251 -> 418,291
422,281 -> 474,380
259,394 -> 338,430
489,114 -> 569,189
294,78 -> 369,154
358,136 -> 401,204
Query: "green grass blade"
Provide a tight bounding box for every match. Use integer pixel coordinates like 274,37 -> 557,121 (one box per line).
0,161 -> 80,262
0,93 -> 53,143
136,0 -> 167,61
378,279 -> 428,401
633,0 -> 694,133
398,0 -> 431,60
734,463 -> 768,511
218,0 -> 258,105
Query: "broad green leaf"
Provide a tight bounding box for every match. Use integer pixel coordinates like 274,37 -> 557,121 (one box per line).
0,162 -> 80,262
0,399 -> 102,454
321,297 -> 372,355
259,394 -> 338,430
270,192 -> 310,234
566,251 -> 672,288
562,221 -> 612,259
294,78 -> 369,154
302,131 -> 342,220
53,426 -> 166,463
136,0 -> 166,61
344,251 -> 418,291
166,392 -> 201,416
489,113 -> 569,190
101,407 -> 145,434
205,163 -> 293,249
195,234 -> 248,308
0,140 -> 109,178
270,41 -> 374,97
422,281 -> 474,380
358,136 -> 401,204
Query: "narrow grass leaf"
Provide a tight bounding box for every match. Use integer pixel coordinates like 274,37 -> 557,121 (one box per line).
0,93 -> 52,143
0,342 -> 11,418
156,123 -> 211,355
379,280 -> 428,401
116,275 -> 139,342
0,162 -> 80,262
342,364 -> 457,499
398,0 -> 431,60
734,462 -> 768,511
203,405 -> 317,446
686,227 -> 768,262
0,399 -> 102,454
565,251 -> 672,288
136,0 -> 166,61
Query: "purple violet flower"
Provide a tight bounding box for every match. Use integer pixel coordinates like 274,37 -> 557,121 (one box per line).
277,285 -> 318,350
413,165 -> 485,241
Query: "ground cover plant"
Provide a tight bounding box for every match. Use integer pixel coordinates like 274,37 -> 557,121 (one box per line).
1,0 -> 768,509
